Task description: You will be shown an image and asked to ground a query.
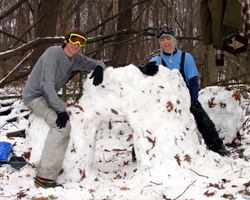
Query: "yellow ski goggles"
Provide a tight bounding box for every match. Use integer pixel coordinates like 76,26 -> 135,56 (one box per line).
67,34 -> 87,47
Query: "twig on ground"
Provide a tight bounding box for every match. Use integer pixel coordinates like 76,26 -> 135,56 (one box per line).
154,180 -> 197,200
0,122 -> 9,129
0,122 -> 19,130
153,190 -> 170,200
189,168 -> 209,178
150,181 -> 162,185
173,180 -> 196,200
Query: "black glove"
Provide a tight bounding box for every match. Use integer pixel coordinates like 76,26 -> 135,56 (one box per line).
139,61 -> 159,76
56,112 -> 69,129
190,101 -> 204,123
90,65 -> 103,86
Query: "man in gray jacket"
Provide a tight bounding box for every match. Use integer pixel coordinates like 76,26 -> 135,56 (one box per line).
22,28 -> 106,188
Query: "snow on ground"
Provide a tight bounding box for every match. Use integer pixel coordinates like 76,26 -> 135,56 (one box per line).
0,64 -> 250,200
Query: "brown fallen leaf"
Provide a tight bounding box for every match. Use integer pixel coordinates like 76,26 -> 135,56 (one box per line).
208,97 -> 216,108
184,154 -> 192,163
232,92 -> 241,101
120,187 -> 130,190
166,101 -> 174,112
111,108 -> 118,115
127,134 -> 133,141
174,154 -> 181,166
204,190 -> 215,197
123,161 -> 129,166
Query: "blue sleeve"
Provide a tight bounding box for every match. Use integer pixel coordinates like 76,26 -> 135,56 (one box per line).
184,53 -> 199,81
189,76 -> 199,102
149,56 -> 161,65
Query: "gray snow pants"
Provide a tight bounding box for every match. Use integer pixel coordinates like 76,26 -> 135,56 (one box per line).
26,97 -> 71,180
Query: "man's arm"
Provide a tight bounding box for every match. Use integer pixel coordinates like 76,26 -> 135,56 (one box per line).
189,76 -> 199,102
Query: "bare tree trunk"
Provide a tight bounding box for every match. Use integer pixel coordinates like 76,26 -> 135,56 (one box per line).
113,0 -> 119,31
112,0 -> 132,67
171,0 -> 176,30
135,2 -> 149,66
200,45 -> 216,88
23,2 -> 31,42
30,0 -> 61,71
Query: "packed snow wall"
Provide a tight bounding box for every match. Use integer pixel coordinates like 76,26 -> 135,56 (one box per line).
24,65 -> 243,182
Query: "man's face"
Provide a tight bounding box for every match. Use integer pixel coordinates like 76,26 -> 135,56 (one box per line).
160,36 -> 173,53
63,40 -> 82,57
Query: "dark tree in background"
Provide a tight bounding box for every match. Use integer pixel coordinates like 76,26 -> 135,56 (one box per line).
0,0 -> 249,100
30,0 -> 61,71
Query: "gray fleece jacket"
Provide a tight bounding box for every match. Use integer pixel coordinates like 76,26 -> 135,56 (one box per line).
22,46 -> 106,113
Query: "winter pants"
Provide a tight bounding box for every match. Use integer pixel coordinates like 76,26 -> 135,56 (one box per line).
191,104 -> 223,150
26,97 -> 71,180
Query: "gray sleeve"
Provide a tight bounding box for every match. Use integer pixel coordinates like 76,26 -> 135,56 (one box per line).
40,49 -> 66,113
74,53 -> 106,71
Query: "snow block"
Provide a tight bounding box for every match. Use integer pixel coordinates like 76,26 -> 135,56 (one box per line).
199,86 -> 244,144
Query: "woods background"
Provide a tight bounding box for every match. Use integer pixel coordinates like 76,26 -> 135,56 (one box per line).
0,0 -> 249,101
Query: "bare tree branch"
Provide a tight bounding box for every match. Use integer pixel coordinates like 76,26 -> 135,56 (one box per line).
86,0 -> 151,34
0,50 -> 33,86
0,0 -> 29,21
9,2 -> 58,50
0,37 -> 64,61
0,29 -> 27,43
0,28 -> 202,62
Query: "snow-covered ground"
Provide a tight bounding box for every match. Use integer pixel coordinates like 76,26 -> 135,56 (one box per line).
0,65 -> 250,200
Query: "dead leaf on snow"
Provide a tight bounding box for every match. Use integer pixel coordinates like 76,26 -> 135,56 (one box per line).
206,183 -> 224,189
219,102 -> 226,108
222,179 -> 231,183
127,134 -> 133,141
22,151 -> 31,160
221,194 -> 234,198
184,154 -> 192,163
174,154 -> 181,166
111,108 -> 118,115
58,169 -> 64,176
120,187 -> 130,190
16,192 -> 28,199
204,190 -> 215,197
123,161 -> 129,166
243,181 -> 250,187
67,103 -> 84,111
208,97 -> 216,108
166,101 -> 174,112
232,92 -> 241,101
238,189 -> 244,194
114,174 -> 122,179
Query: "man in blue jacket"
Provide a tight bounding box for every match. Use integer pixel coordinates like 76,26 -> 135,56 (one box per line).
141,25 -> 230,158
22,28 -> 106,188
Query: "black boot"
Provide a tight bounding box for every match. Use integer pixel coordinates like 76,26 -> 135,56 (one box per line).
34,176 -> 63,189
210,144 -> 231,157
